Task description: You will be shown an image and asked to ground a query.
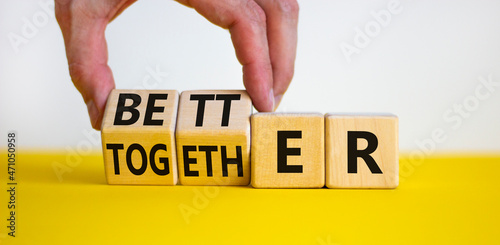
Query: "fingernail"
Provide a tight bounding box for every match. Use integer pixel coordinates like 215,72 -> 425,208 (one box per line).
274,94 -> 283,111
269,88 -> 275,112
86,100 -> 99,129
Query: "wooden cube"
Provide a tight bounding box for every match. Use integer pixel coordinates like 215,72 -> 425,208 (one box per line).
101,89 -> 179,185
251,113 -> 325,188
176,90 -> 252,185
325,114 -> 399,188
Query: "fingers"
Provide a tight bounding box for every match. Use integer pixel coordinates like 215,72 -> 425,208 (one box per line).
228,1 -> 275,112
254,0 -> 299,109
231,3 -> 275,112
176,0 -> 299,111
58,16 -> 113,130
55,0 -> 134,129
176,0 -> 275,112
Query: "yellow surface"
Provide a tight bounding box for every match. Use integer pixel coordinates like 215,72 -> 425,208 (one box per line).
1,151 -> 499,244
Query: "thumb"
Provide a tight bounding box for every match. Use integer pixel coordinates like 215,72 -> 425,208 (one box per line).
56,2 -> 116,130
69,63 -> 115,130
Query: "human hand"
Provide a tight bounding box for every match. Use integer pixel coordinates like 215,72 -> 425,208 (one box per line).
56,0 -> 299,130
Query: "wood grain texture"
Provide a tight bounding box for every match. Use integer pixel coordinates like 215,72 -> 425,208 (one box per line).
251,113 -> 325,188
325,114 -> 399,188
101,89 -> 179,185
176,90 -> 252,185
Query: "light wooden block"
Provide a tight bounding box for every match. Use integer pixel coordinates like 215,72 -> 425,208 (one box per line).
251,113 -> 325,188
101,89 -> 179,185
176,90 -> 252,185
325,114 -> 398,188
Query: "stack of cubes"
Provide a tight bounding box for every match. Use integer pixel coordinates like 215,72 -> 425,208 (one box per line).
101,90 -> 398,188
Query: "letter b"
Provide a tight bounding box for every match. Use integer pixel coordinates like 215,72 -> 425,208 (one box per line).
114,93 -> 141,125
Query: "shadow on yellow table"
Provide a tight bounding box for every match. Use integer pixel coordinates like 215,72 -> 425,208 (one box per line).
1,151 -> 499,244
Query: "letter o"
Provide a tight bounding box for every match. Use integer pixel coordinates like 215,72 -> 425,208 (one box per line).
126,144 -> 148,175
33,12 -> 49,27
409,150 -> 425,167
365,21 -> 381,37
203,186 -> 219,198
463,96 -> 479,112
77,140 -> 93,155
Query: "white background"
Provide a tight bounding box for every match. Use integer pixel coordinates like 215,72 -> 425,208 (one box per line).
1,0 -> 499,153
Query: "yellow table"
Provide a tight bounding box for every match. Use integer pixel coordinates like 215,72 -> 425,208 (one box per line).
2,152 -> 499,244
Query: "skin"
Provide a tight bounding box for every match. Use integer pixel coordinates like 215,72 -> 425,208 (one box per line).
55,0 -> 299,130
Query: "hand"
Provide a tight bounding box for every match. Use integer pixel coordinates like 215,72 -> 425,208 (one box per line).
56,0 -> 299,130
